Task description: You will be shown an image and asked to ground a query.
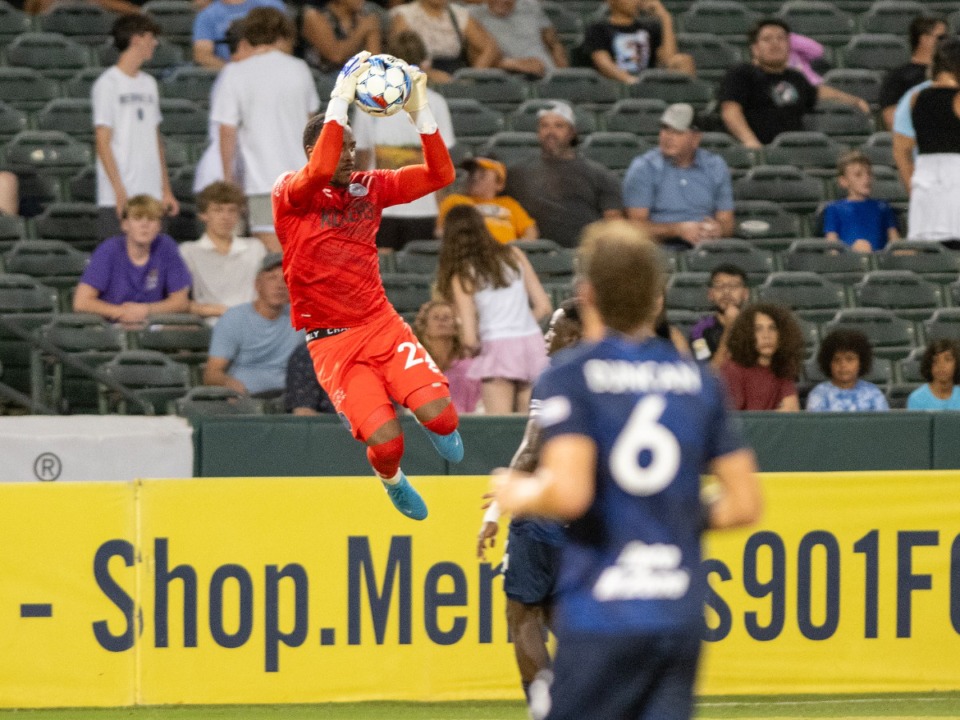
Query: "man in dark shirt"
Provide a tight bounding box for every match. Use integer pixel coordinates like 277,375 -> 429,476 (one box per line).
879,15 -> 947,130
504,101 -> 623,248
688,263 -> 748,368
719,18 -> 869,148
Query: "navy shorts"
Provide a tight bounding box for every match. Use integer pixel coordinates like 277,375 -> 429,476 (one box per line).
539,629 -> 701,720
503,525 -> 561,605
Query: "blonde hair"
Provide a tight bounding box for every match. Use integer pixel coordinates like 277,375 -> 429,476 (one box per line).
123,195 -> 164,220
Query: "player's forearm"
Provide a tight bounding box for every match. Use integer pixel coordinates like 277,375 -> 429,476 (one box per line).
509,418 -> 543,474
708,449 -> 763,530
392,132 -> 455,203
286,121 -> 344,207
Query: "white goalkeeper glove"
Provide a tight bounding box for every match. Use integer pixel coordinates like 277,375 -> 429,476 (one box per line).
402,65 -> 438,134
325,50 -> 371,125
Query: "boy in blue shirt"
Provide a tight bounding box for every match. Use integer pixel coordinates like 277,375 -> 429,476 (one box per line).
823,150 -> 900,252
492,219 -> 763,720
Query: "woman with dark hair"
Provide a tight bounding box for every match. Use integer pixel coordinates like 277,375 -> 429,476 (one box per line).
806,329 -> 888,411
907,338 -> 960,410
436,205 -> 552,414
720,303 -> 804,411
413,299 -> 481,414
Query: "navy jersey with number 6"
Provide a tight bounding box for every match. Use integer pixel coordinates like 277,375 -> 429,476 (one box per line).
536,334 -> 745,636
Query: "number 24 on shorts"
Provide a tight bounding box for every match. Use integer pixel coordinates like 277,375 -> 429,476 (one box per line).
397,341 -> 440,374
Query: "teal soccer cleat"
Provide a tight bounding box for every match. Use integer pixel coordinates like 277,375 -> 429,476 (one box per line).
382,472 -> 428,520
422,427 -> 464,463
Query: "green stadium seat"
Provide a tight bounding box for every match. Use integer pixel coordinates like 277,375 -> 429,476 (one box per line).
37,3 -> 116,45
602,98 -> 667,139
666,308 -> 700,338
821,307 -> 917,360
859,1 -> 928,35
3,240 -> 88,310
802,101 -> 874,143
699,131 -> 758,179
514,239 -> 575,280
62,67 -> 103,100
534,68 -> 621,106
444,98 -> 505,147
479,131 -> 541,167
380,273 -> 433,314
0,272 -> 58,314
175,385 -> 265,417
158,99 -> 208,143
169,166 -> 196,205
821,68 -> 883,108
0,1 -> 33,47
5,32 -> 92,81
143,0 -> 196,47
684,239 -> 775,285
627,69 -> 713,109
16,171 -> 63,219
922,308 -> 960,344
733,201 -> 802,249
33,202 -> 100,252
436,69 -> 529,113
676,33 -> 742,81
0,100 -> 29,144
841,34 -> 911,71
666,271 -> 713,312
679,1 -> 758,43
733,165 -> 825,216
67,165 -> 96,204
765,131 -> 846,178
860,131 -> 893,167
778,0 -> 855,46
782,238 -> 871,285
802,355 -> 892,390
165,203 -> 203,243
4,131 -> 94,178
853,270 -> 943,321
99,349 -> 190,414
541,1 -> 584,46
580,131 -> 648,171
0,67 -> 62,112
99,38 -> 184,77
394,240 -> 441,275
0,214 -> 28,255
161,66 -> 218,107
129,313 -> 210,385
36,98 -> 95,142
756,271 -> 846,322
875,241 -> 960,285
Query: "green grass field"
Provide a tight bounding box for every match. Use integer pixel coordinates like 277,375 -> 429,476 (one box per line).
1,694 -> 958,719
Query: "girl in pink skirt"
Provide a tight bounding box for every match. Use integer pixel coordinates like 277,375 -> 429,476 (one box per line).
436,205 -> 553,414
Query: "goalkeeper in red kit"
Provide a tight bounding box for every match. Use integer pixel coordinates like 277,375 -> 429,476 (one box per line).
273,51 -> 461,521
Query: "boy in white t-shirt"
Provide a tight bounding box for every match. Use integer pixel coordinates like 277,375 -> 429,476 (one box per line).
210,7 -> 320,253
93,14 -> 180,241
179,181 -> 267,324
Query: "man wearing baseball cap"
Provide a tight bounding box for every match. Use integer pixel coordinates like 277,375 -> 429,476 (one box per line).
204,251 -> 303,398
437,157 -> 538,243
503,100 -> 623,248
622,103 -> 734,247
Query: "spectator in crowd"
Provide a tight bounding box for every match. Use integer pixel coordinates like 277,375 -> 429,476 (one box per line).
504,101 -> 623,248
436,158 -> 537,243
285,343 -> 336,415
388,0 -> 501,84
807,329 -> 889,411
580,0 -> 694,84
880,15 -> 947,131
0,171 -> 18,216
907,37 -> 960,244
822,151 -> 900,252
721,302 -> 803,411
204,252 -> 302,398
436,205 -> 552,414
192,0 -> 287,70
470,0 -> 568,79
73,195 -> 191,325
719,18 -> 870,148
353,31 -> 456,252
211,7 -> 320,252
907,339 -> 960,410
179,182 -> 267,323
788,32 -> 825,86
193,19 -> 253,194
623,103 -> 734,247
93,14 -> 180,241
301,0 -> 382,75
413,299 -> 482,414
689,263 -> 749,367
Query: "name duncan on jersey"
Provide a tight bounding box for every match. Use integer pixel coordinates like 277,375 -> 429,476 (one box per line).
583,359 -> 702,395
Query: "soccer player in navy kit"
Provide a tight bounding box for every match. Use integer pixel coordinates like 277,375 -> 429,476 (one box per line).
493,219 -> 763,720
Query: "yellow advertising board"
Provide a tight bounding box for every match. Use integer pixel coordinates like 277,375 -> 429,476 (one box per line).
1,471 -> 959,708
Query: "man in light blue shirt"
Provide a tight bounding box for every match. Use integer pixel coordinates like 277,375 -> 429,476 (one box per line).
204,253 -> 303,397
623,103 -> 734,247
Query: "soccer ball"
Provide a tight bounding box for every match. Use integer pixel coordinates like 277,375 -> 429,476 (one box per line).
354,54 -> 412,118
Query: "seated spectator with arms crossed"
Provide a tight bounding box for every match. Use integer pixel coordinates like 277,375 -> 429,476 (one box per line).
203,253 -> 302,398
437,157 -> 538,243
179,181 -> 267,323
623,103 -> 734,247
73,195 -> 191,325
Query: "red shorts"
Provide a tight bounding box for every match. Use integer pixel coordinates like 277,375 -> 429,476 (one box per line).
306,307 -> 449,439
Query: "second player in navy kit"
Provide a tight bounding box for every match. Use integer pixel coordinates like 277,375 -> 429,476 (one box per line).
493,219 -> 762,720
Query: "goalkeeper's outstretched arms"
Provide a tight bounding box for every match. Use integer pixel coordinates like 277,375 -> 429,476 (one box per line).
391,65 -> 456,203
283,51 -> 371,207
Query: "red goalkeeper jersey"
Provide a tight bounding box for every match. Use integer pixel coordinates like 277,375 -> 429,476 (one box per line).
273,120 -> 454,330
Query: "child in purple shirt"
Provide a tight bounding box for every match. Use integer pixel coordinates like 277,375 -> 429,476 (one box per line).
74,194 -> 192,325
